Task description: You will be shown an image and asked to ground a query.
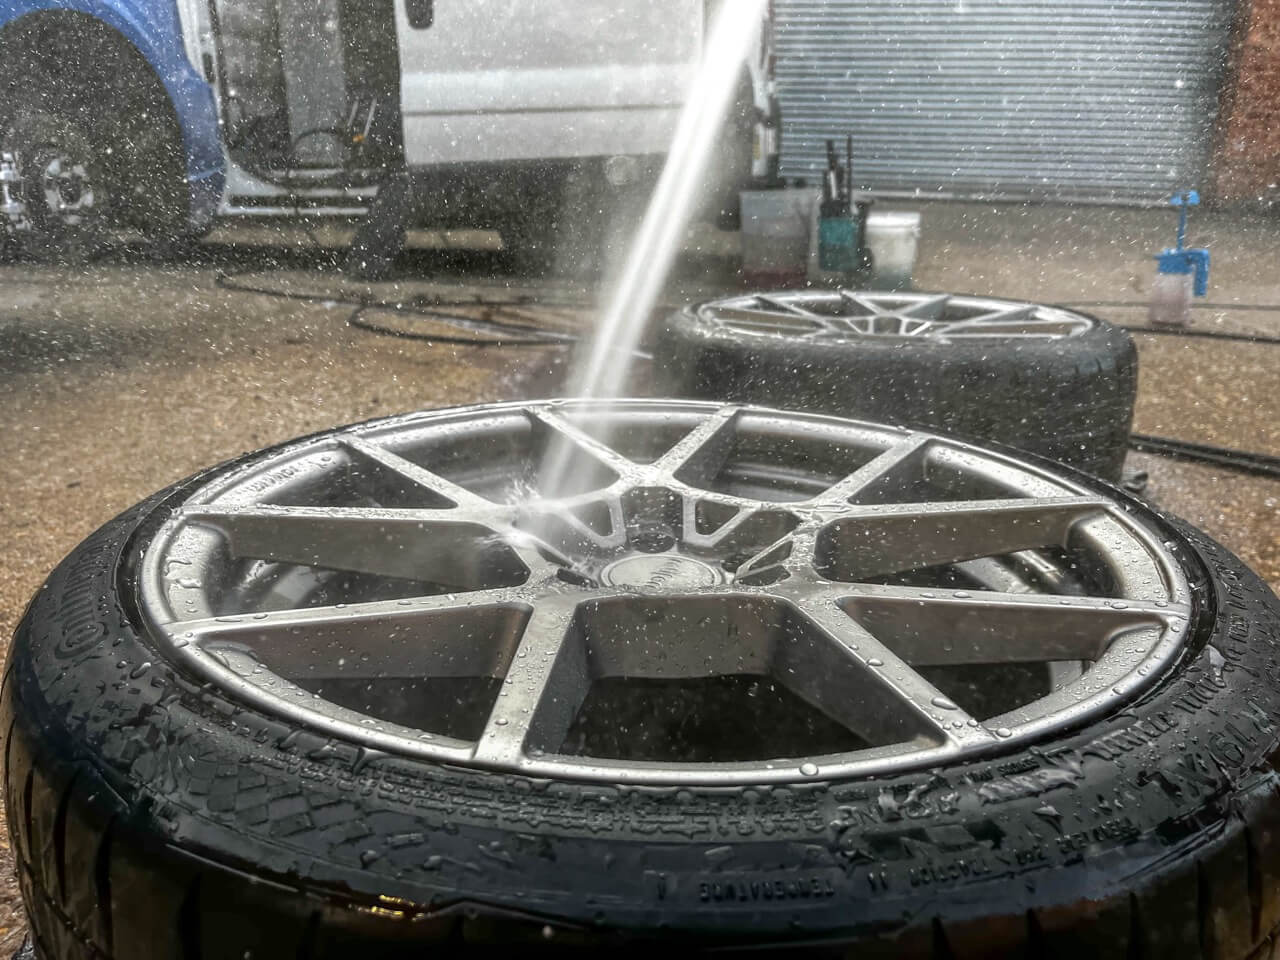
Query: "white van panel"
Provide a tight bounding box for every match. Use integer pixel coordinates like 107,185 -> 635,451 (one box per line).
402,107 -> 682,165
397,0 -> 702,165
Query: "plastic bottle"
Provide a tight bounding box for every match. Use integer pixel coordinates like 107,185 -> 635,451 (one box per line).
1149,270 -> 1193,328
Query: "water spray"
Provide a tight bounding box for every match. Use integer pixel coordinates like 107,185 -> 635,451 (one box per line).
539,0 -> 769,495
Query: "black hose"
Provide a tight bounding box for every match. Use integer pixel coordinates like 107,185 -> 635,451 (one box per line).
1058,299 -> 1280,346
214,267 -> 584,347
1129,434 -> 1280,480
1121,327 -> 1280,346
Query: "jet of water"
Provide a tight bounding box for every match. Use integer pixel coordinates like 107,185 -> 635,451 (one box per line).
540,0 -> 768,496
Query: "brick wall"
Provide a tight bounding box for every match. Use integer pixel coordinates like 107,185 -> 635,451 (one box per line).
1212,0 -> 1280,202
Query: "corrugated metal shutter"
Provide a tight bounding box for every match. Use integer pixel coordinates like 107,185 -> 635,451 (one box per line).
775,0 -> 1236,202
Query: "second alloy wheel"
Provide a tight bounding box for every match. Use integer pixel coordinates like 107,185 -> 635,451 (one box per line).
656,290 -> 1138,481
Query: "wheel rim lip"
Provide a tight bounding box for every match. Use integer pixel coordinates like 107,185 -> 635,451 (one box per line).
136,398 -> 1194,786
693,290 -> 1097,341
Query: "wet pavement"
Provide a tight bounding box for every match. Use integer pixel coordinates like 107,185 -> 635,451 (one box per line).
0,204 -> 1277,947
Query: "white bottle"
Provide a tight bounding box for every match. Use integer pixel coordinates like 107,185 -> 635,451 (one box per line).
1149,270 -> 1192,328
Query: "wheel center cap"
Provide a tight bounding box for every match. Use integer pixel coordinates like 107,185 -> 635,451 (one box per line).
600,553 -> 721,590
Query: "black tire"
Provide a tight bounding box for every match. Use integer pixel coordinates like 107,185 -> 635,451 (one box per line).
0,46 -> 190,264
655,295 -> 1138,481
7,415 -> 1280,958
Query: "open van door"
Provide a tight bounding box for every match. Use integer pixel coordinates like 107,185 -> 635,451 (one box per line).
394,0 -> 702,166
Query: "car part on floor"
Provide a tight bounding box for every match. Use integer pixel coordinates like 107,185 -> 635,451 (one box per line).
656,291 -> 1137,481
7,399 -> 1280,957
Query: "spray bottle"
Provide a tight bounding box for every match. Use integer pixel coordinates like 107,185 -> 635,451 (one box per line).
1150,191 -> 1209,328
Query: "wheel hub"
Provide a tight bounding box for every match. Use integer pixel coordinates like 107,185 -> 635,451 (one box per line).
34,153 -> 95,224
600,553 -> 722,589
138,400 -> 1192,785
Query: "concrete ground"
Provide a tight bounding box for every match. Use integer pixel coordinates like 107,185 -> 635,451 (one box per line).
0,201 -> 1277,948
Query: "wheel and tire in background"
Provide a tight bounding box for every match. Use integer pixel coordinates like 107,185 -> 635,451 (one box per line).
7,399 -> 1280,957
0,24 -> 191,263
655,291 -> 1138,481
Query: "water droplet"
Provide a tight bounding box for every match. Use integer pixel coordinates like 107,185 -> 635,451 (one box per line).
953,591 -> 971,599
799,762 -> 819,776
995,727 -> 1013,738
867,657 -> 884,667
495,718 -> 509,726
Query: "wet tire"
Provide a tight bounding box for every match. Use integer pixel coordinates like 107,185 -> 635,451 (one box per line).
7,406 -> 1280,958
655,295 -> 1138,481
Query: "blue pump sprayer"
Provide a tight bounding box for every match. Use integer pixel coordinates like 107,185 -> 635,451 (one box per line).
1150,191 -> 1210,327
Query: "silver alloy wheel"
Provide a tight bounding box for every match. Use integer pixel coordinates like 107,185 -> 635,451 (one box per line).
138,400 -> 1191,786
699,290 -> 1096,340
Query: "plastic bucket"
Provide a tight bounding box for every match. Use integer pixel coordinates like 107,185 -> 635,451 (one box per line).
865,211 -> 921,290
739,188 -> 817,286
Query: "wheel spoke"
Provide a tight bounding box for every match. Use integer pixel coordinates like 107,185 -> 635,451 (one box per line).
518,497 -> 628,554
896,294 -> 951,319
174,589 -> 530,677
837,289 -> 885,315
709,306 -> 825,333
808,435 -> 932,505
733,531 -> 796,581
839,585 -> 1185,665
791,598 -> 996,748
343,436 -> 491,509
473,598 -> 585,767
652,405 -> 740,482
944,320 -> 1084,338
756,293 -> 819,317
941,305 -> 1037,330
183,503 -> 527,588
175,588 -> 521,633
815,497 -> 1111,580
527,406 -> 636,478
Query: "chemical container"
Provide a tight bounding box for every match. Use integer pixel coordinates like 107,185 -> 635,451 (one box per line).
865,211 -> 921,291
